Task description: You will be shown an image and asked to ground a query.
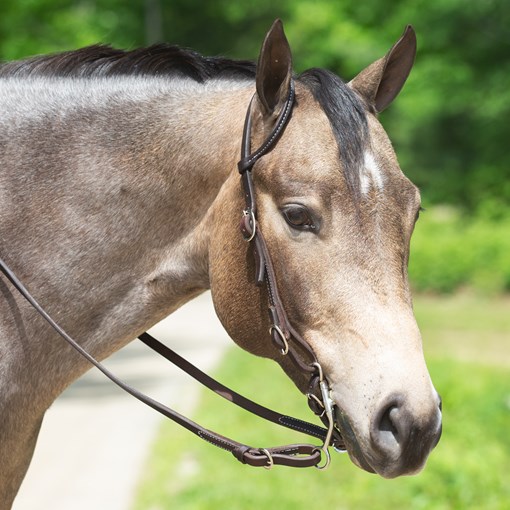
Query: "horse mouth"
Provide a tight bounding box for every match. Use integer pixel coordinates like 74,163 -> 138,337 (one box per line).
334,409 -> 376,474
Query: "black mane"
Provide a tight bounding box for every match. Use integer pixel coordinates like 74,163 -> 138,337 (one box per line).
0,44 -> 257,81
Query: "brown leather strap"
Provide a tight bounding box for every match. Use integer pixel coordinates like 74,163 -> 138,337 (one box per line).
237,82 -> 295,175
232,444 -> 322,468
236,80 -> 345,454
139,332 -> 332,443
237,81 -> 322,378
0,256 -> 332,468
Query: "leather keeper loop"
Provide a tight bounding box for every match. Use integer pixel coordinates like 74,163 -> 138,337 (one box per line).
232,445 -> 252,464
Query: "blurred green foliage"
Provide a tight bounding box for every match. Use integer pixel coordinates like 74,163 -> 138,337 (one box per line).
410,207 -> 510,294
0,0 -> 508,293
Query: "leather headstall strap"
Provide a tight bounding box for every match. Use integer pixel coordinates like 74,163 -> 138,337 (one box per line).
237,80 -> 344,457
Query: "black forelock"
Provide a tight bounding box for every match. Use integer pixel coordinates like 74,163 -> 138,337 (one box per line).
297,68 -> 368,195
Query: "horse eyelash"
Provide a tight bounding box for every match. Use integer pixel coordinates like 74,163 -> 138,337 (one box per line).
415,206 -> 425,222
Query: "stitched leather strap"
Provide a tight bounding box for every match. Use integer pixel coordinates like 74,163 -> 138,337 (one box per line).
237,81 -> 295,175
238,81 -> 322,377
139,332 -> 332,443
0,256 -> 334,467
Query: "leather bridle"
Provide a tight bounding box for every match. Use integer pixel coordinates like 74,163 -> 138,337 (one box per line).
237,80 -> 344,456
0,79 -> 344,469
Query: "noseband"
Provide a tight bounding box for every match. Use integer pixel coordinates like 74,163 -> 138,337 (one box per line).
0,80 -> 344,470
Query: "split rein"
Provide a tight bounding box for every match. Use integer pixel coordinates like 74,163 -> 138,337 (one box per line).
0,79 -> 344,470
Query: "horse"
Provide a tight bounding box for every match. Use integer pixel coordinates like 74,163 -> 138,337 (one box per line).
0,19 -> 442,508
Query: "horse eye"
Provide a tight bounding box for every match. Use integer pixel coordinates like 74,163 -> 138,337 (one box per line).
282,205 -> 316,231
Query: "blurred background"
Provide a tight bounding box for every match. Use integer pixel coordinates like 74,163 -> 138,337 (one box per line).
2,1 -> 508,509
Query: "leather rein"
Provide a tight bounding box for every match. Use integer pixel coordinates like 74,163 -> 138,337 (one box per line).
0,79 -> 344,469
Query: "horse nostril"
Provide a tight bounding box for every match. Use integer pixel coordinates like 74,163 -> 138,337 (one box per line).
371,397 -> 407,455
370,393 -> 443,477
379,405 -> 400,441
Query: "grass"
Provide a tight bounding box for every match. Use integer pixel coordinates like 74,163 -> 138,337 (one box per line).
415,293 -> 510,366
133,294 -> 510,510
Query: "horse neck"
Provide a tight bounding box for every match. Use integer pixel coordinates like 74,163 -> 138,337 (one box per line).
0,76 -> 253,364
95,78 -> 254,327
137,79 -> 254,309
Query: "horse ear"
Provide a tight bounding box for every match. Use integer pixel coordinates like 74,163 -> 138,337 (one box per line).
349,25 -> 417,113
256,19 -> 293,117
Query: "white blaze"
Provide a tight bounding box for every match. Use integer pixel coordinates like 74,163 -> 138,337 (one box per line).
360,151 -> 384,194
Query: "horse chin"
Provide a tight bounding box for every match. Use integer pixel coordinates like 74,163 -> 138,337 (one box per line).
334,409 -> 376,475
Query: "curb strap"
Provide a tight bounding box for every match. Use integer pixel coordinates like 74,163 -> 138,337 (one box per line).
237,79 -> 345,459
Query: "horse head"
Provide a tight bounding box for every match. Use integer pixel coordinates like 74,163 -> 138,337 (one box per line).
209,20 -> 441,478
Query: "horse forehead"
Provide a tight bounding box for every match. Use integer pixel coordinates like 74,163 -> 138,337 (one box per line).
286,90 -> 340,160
263,90 -> 414,203
274,89 -> 394,174
365,114 -> 404,172
265,94 -> 344,186
365,114 -> 421,199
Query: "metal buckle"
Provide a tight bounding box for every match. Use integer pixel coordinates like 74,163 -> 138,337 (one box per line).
269,324 -> 289,355
242,209 -> 256,242
314,446 -> 331,470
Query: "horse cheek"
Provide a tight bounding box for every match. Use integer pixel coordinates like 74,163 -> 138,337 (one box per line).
207,179 -> 313,393
208,179 -> 272,360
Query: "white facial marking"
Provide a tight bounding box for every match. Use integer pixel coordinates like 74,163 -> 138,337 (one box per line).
360,151 -> 384,194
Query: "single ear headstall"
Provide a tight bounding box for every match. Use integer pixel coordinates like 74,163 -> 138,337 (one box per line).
237,80 -> 345,462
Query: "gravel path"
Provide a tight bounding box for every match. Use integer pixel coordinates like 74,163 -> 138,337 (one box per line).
13,292 -> 230,510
